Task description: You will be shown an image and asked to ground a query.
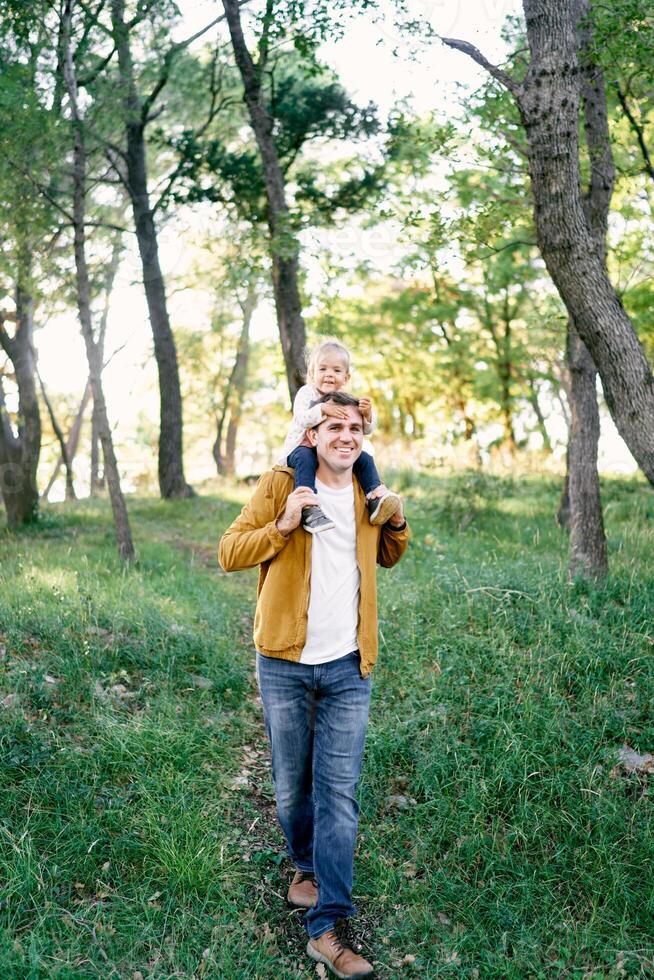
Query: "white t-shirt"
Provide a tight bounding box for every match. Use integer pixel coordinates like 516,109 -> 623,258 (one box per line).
300,478 -> 360,665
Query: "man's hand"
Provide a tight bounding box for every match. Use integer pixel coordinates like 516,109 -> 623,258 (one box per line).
358,397 -> 373,423
321,402 -> 348,419
387,495 -> 405,528
275,487 -> 318,537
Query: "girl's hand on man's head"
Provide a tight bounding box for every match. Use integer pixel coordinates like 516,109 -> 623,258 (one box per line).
322,402 -> 348,419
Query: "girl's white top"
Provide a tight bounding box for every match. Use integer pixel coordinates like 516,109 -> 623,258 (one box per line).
277,383 -> 376,466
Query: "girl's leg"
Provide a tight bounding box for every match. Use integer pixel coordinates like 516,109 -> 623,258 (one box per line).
287,446 -> 318,491
352,451 -> 382,497
287,445 -> 335,534
354,451 -> 401,526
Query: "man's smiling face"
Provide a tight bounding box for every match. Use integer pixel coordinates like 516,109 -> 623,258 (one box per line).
308,404 -> 364,476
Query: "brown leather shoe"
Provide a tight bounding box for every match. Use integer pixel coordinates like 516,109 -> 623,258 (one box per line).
307,930 -> 374,978
287,869 -> 318,908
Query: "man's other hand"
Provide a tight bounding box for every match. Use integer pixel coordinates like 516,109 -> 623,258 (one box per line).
276,487 -> 318,536
387,495 -> 405,527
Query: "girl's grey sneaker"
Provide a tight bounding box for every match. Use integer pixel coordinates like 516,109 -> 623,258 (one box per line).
368,491 -> 401,526
302,505 -> 336,534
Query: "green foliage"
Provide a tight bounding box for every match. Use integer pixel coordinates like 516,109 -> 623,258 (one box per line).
169,52 -> 386,230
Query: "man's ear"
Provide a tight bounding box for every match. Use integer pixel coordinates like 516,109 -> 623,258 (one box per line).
307,426 -> 318,446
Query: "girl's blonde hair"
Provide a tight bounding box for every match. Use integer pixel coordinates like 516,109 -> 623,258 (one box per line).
306,339 -> 351,381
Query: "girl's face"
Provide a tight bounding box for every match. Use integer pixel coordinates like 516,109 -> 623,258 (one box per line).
311,351 -> 350,394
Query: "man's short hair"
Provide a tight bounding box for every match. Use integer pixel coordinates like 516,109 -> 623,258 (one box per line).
309,391 -> 362,428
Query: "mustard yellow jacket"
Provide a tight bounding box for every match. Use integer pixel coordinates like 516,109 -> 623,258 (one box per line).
218,467 -> 410,677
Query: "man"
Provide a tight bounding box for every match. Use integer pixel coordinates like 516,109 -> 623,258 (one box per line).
219,391 -> 409,978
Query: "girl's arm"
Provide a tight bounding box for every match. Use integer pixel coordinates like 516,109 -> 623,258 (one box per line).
293,384 -> 324,430
358,397 -> 377,436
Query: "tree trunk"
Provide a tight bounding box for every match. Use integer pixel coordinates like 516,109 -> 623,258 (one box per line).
110,0 -> 192,499
90,237 -> 119,495
557,464 -> 571,530
517,0 -> 654,483
37,369 -> 76,500
63,2 -> 134,560
566,323 -> 606,577
213,285 -> 255,475
0,282 -> 41,528
552,1 -> 610,574
222,0 -> 306,401
558,0 -> 611,577
444,3 -> 654,483
90,399 -> 104,494
498,303 -> 517,450
527,377 -> 552,452
43,379 -> 91,500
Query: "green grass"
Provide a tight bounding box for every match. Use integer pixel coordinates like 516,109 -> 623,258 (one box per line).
1,472 -> 653,978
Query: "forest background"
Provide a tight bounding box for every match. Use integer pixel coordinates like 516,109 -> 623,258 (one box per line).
2,0 -> 654,976
1,0 -> 651,565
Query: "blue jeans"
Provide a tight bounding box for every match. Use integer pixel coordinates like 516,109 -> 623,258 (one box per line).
255,651 -> 372,938
287,445 -> 381,496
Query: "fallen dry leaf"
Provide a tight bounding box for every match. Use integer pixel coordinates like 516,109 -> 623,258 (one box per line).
315,964 -> 328,979
43,674 -> 58,685
437,912 -> 452,926
402,953 -> 416,965
387,794 -> 417,810
0,693 -> 18,709
617,745 -> 653,774
185,673 -> 213,690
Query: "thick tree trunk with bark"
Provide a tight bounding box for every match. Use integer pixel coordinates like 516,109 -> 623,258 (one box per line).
110,0 -> 192,498
443,1 -> 654,484
0,286 -> 41,528
557,0 -> 610,576
518,0 -> 654,482
222,0 -> 306,401
64,3 -> 134,560
213,286 -> 255,475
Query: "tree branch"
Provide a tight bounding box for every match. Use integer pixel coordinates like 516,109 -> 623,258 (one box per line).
441,36 -> 520,96
481,239 -> 537,255
78,45 -> 117,87
0,314 -> 17,359
78,0 -> 113,39
0,372 -> 19,451
151,51 -> 232,215
139,0 -> 251,129
257,0 -> 275,70
616,84 -> 654,183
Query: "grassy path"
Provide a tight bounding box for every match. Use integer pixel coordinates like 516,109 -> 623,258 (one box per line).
1,473 -> 654,977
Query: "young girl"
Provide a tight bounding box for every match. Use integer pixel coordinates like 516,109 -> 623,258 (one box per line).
278,339 -> 400,533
